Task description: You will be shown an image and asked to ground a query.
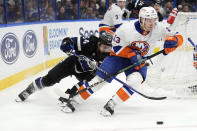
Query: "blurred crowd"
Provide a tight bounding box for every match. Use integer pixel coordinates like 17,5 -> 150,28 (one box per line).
0,0 -> 197,24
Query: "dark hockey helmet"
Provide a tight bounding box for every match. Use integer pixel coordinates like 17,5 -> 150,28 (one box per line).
99,32 -> 113,46
154,0 -> 161,5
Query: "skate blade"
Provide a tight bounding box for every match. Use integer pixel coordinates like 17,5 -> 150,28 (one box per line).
61,106 -> 73,113
15,97 -> 23,102
57,101 -> 67,107
100,109 -> 112,117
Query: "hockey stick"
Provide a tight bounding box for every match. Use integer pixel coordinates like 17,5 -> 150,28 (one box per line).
188,37 -> 196,47
69,50 -> 166,100
55,50 -> 165,100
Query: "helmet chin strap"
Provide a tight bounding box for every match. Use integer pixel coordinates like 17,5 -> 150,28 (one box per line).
140,18 -> 147,31
140,18 -> 155,32
142,25 -> 149,32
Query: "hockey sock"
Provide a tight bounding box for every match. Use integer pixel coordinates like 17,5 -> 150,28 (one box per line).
112,85 -> 133,105
112,72 -> 143,104
74,81 -> 94,101
73,76 -> 107,102
17,77 -> 44,101
35,77 -> 45,89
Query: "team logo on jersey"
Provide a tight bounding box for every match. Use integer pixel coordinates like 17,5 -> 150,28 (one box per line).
0,33 -> 20,64
23,30 -> 37,58
130,41 -> 150,56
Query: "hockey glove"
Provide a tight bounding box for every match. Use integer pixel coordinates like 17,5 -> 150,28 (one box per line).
128,50 -> 146,70
60,37 -> 74,54
122,9 -> 131,19
127,0 -> 148,11
78,55 -> 98,72
163,35 -> 183,55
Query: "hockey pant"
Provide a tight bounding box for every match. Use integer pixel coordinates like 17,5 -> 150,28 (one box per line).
41,55 -> 96,87
72,56 -> 147,105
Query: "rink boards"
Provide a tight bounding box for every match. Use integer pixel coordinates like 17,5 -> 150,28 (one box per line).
0,20 -> 99,90
1,17 -> 197,90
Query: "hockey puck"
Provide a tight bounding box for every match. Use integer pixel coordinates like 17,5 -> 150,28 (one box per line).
156,121 -> 164,125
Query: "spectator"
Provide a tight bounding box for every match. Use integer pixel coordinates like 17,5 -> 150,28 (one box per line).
98,0 -> 106,19
46,6 -> 55,21
182,4 -> 191,12
0,4 -> 5,24
80,0 -> 87,18
40,0 -> 49,21
71,3 -> 78,19
7,0 -> 17,23
177,0 -> 193,12
58,6 -> 66,20
64,0 -> 73,20
56,0 -> 62,12
15,3 -> 24,23
25,0 -> 39,22
2,0 -> 197,24
108,0 -> 114,7
90,0 -> 99,17
81,7 -> 96,19
191,5 -> 197,12
84,0 -> 90,7
163,1 -> 173,17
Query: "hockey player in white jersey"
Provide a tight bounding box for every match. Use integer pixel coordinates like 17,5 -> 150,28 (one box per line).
61,7 -> 183,116
99,0 -> 149,35
99,0 -> 127,35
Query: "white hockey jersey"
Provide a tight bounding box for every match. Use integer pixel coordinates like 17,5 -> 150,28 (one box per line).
110,20 -> 176,58
100,3 -> 124,26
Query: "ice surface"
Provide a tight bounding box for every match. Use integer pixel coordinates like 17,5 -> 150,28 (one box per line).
0,71 -> 197,131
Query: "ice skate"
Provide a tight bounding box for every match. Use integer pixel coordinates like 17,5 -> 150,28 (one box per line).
61,99 -> 79,113
15,77 -> 43,102
58,96 -> 70,107
100,99 -> 116,117
57,88 -> 77,107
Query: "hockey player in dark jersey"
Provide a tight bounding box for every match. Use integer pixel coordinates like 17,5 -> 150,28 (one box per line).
15,32 -> 112,102
124,0 -> 163,22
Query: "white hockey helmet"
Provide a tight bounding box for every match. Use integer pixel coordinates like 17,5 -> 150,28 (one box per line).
139,7 -> 158,19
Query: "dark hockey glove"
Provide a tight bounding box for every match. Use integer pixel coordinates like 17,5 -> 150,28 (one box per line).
127,0 -> 148,11
122,9 -> 131,19
60,37 -> 74,54
129,50 -> 146,70
78,55 -> 98,72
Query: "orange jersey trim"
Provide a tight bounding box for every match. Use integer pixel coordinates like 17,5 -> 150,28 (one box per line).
110,46 -> 133,58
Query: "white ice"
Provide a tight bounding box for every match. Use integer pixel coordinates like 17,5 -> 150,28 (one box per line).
1,70 -> 197,131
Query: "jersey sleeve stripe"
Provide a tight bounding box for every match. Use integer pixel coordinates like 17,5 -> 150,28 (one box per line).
112,46 -> 122,53
110,46 -> 133,58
